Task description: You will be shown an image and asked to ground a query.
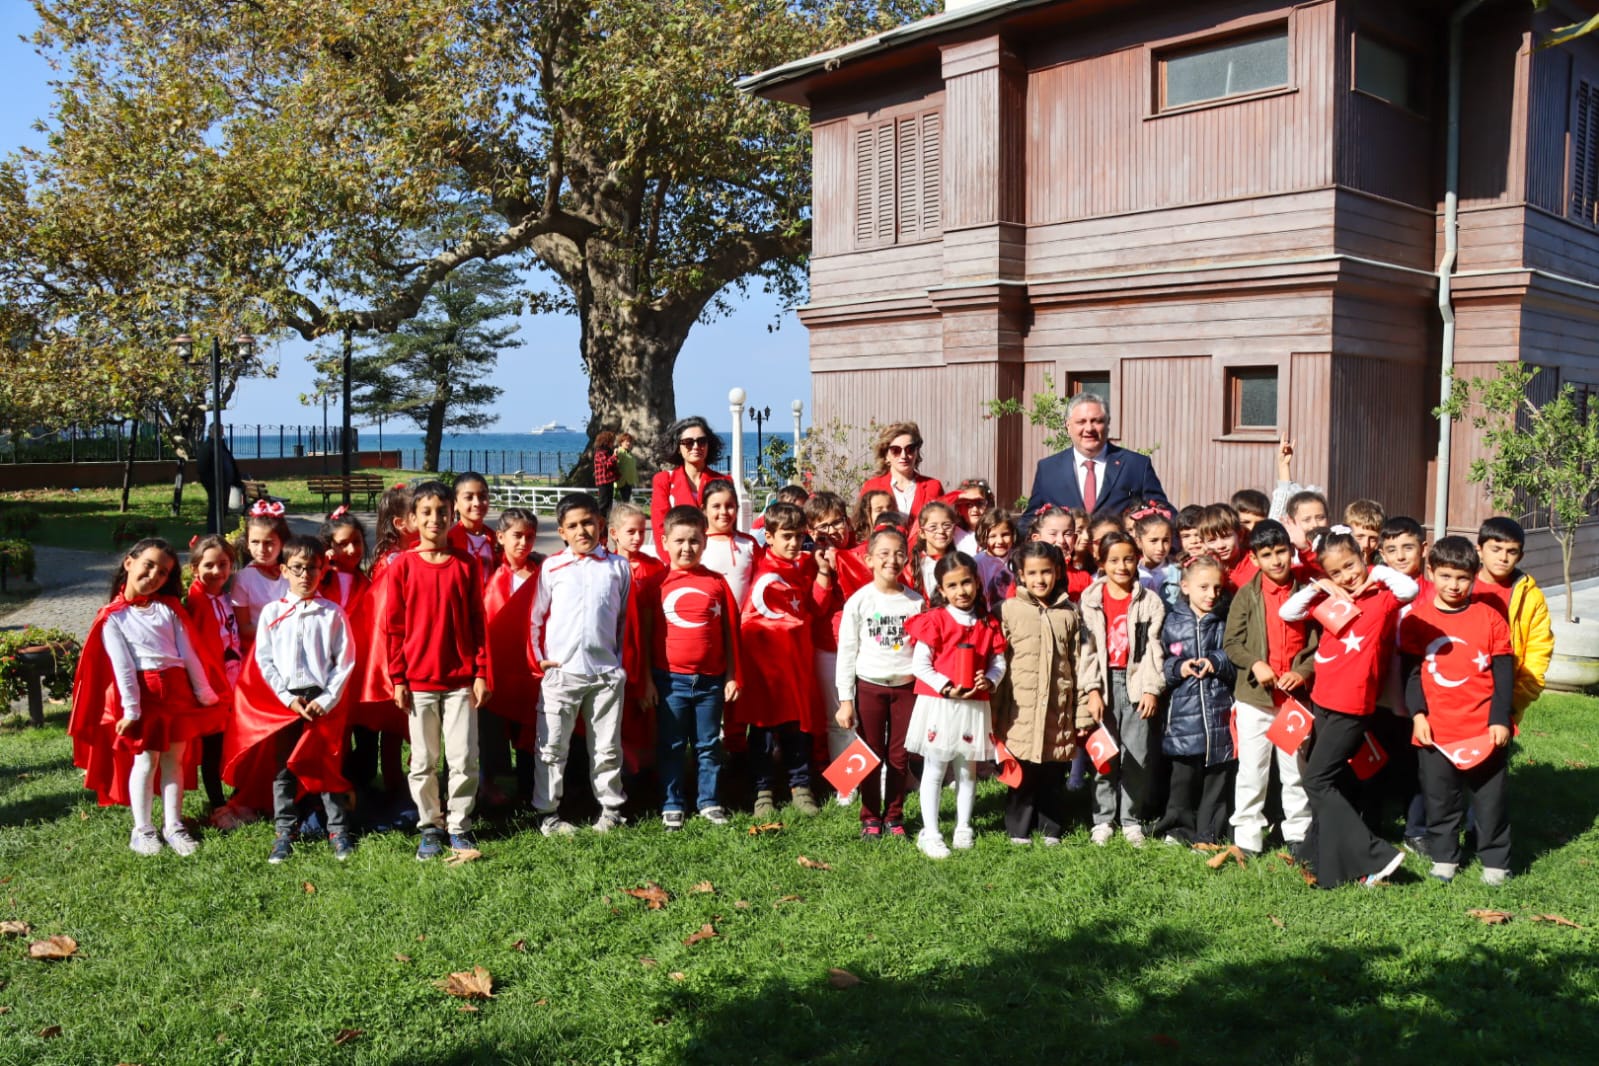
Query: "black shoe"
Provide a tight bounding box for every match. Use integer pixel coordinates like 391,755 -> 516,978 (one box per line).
416,827 -> 447,861
1401,835 -> 1427,856
448,832 -> 476,851
268,832 -> 294,864
331,831 -> 356,861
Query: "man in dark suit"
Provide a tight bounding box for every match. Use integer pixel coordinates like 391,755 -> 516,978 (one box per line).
1024,393 -> 1170,521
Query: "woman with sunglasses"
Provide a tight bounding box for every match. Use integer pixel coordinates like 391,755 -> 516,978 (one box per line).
650,416 -> 728,557
858,423 -> 945,531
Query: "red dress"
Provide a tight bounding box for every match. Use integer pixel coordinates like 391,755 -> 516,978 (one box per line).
621,553 -> 669,772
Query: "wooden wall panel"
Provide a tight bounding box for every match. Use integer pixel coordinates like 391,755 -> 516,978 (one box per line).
811,120 -> 852,258
1336,0 -> 1433,207
807,317 -> 943,371
1326,354 -> 1428,518
808,243 -> 944,304
1522,207 -> 1599,287
1457,6 -> 1531,208
1334,189 -> 1435,271
1447,204 -> 1527,273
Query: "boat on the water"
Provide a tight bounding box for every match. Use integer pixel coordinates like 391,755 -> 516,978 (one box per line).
529,421 -> 576,436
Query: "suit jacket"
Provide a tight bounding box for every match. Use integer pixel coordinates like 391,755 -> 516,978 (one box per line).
858,472 -> 945,521
1025,443 -> 1169,519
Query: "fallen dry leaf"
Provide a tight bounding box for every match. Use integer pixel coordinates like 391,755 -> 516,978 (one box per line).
302,882 -> 316,895
1530,914 -> 1584,929
511,939 -> 527,952
827,968 -> 861,989
623,882 -> 671,910
639,956 -> 658,968
534,998 -> 548,1006
416,934 -> 427,942
734,900 -> 750,910
458,1005 -> 480,1013
28,935 -> 78,961
773,895 -> 804,908
669,972 -> 686,981
1468,909 -> 1513,925
39,1025 -> 62,1039
393,954 -> 412,963
796,855 -> 833,871
683,923 -> 717,947
1269,915 -> 1285,929
331,1028 -> 363,1047
747,821 -> 784,836
1192,842 -> 1228,853
1205,846 -> 1247,870
444,848 -> 483,866
436,966 -> 495,1000
0,1007 -> 9,1015
0,920 -> 30,937
690,881 -> 715,894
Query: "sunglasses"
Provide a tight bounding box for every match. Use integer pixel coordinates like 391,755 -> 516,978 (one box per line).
679,437 -> 711,450
886,443 -> 920,458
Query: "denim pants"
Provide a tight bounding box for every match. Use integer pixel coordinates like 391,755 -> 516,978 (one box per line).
653,670 -> 726,813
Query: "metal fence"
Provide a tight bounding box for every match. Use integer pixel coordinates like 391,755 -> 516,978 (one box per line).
399,449 -> 581,478
1,423 -> 359,464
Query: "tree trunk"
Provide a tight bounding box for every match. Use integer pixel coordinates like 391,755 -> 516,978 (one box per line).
171,456 -> 187,518
423,398 -> 445,472
119,418 -> 139,513
1559,524 -> 1576,624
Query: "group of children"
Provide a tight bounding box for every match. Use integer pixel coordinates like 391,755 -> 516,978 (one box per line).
67,445 -> 1553,887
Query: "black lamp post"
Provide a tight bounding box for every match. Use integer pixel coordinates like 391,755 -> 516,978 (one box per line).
748,404 -> 772,482
174,332 -> 254,535
341,326 -> 353,503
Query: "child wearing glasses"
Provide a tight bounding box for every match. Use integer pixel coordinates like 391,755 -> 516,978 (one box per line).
650,415 -> 727,557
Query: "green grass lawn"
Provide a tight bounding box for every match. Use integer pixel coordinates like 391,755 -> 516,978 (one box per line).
2,695 -> 1597,1065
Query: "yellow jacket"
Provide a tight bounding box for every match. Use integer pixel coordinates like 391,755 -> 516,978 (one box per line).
1508,571 -> 1554,721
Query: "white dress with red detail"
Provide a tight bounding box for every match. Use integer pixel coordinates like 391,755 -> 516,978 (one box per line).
903,605 -> 1006,762
702,530 -> 760,608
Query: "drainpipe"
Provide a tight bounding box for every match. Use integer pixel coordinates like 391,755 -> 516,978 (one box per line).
1433,0 -> 1489,542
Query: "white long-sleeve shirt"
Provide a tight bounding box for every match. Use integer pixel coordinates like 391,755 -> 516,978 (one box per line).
910,605 -> 1006,694
255,595 -> 356,708
231,565 -> 288,624
702,531 -> 759,607
530,545 -> 631,674
835,584 -> 924,701
101,602 -> 217,718
1279,564 -> 1418,621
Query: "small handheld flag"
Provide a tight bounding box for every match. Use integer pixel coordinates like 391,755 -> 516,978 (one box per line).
1266,695 -> 1315,755
1086,725 -> 1119,773
822,737 -> 882,795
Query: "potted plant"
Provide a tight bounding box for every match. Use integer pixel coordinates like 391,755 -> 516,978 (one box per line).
1440,363 -> 1599,691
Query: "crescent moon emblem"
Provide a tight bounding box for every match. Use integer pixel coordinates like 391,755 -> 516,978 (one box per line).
1425,635 -> 1470,689
1286,709 -> 1307,733
1314,650 -> 1338,664
663,586 -> 711,629
1447,745 -> 1470,766
749,572 -> 790,621
846,754 -> 867,773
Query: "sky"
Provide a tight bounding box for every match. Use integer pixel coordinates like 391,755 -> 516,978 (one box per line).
0,7 -> 813,434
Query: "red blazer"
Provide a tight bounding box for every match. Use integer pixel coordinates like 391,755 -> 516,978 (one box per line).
650,465 -> 726,556
859,473 -> 945,523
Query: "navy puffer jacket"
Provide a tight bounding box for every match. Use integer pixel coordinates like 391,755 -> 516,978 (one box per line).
1161,599 -> 1237,765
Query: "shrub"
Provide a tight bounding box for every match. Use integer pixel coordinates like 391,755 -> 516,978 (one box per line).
0,627 -> 80,704
0,539 -> 35,585
110,516 -> 160,547
0,505 -> 41,537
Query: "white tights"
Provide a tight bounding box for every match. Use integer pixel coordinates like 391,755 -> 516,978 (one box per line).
128,742 -> 186,831
919,754 -> 974,837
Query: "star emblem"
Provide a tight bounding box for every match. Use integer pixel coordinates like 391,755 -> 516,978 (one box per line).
1340,632 -> 1364,654
708,601 -> 722,619
1473,650 -> 1490,672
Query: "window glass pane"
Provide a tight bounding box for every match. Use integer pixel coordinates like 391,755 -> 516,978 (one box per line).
1356,35 -> 1415,110
1164,30 -> 1289,109
1070,372 -> 1112,416
1234,368 -> 1278,428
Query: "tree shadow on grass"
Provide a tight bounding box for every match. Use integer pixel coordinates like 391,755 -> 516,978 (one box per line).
1511,760 -> 1599,866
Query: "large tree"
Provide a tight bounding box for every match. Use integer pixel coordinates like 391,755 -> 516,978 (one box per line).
2,0 -> 934,465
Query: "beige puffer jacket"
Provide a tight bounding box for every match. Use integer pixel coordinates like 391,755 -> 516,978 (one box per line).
993,587 -> 1098,763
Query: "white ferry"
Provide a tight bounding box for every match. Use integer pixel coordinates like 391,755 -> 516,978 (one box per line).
529,421 -> 576,436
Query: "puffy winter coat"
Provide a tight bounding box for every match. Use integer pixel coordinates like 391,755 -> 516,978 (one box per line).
1161,599 -> 1236,765
993,587 -> 1097,763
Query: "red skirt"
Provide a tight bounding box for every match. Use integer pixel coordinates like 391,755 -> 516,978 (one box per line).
78,668 -> 223,807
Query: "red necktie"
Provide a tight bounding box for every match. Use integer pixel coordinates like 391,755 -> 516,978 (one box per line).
1081,460 -> 1097,515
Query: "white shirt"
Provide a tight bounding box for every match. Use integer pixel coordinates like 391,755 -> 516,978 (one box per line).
530,545 -> 632,675
1074,449 -> 1107,510
835,584 -> 924,700
232,565 -> 289,623
910,605 -> 1007,694
255,595 -> 356,708
891,478 -> 916,517
1280,565 -> 1419,621
101,602 -> 217,718
703,531 -> 759,607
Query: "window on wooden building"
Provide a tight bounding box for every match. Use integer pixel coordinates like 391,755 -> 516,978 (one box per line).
1160,27 -> 1289,111
1068,371 -> 1112,416
1226,367 -> 1279,432
1354,33 -> 1420,112
1573,80 -> 1599,228
854,109 -> 942,248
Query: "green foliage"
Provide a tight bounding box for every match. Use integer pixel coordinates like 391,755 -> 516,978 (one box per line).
759,437 -> 797,487
1533,1 -> 1599,49
0,504 -> 41,537
986,372 -> 1075,455
109,515 -> 161,547
0,538 -> 36,583
0,626 -> 79,704
794,417 -> 881,496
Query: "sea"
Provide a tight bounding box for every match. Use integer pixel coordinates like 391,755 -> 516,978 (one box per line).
368,429 -> 792,477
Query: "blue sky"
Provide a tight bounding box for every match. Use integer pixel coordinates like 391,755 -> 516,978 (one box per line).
0,7 -> 811,433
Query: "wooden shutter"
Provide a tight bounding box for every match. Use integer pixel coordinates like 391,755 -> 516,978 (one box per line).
897,115 -> 920,240
874,120 -> 895,243
854,124 -> 877,246
855,108 -> 941,247
919,111 -> 942,236
1576,81 -> 1598,227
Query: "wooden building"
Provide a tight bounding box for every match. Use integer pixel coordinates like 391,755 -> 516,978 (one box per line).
744,0 -> 1599,582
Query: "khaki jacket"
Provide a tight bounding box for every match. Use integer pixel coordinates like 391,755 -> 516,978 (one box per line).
993,588 -> 1097,763
1078,579 -> 1166,701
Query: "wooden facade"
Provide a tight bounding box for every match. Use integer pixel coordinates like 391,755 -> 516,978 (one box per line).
750,0 -> 1599,584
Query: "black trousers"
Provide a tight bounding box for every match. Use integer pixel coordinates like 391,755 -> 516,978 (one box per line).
1301,705 -> 1401,887
1417,745 -> 1511,870
749,721 -> 812,792
273,719 -> 350,835
1005,760 -> 1068,839
1154,754 -> 1235,844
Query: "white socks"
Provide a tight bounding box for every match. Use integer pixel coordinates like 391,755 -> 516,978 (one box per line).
128,742 -> 187,831
920,755 -> 975,837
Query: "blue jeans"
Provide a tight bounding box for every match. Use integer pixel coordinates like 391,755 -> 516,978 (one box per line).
653,671 -> 726,813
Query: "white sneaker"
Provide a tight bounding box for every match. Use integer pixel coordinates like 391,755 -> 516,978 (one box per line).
1481,867 -> 1511,887
1361,850 -> 1405,887
661,810 -> 686,831
834,791 -> 857,806
1009,836 -> 1032,846
1430,862 -> 1458,882
1121,824 -> 1146,848
537,813 -> 578,837
162,825 -> 200,857
1043,836 -> 1062,847
951,826 -> 975,850
592,811 -> 625,834
129,826 -> 162,856
1090,824 -> 1115,846
917,829 -> 951,860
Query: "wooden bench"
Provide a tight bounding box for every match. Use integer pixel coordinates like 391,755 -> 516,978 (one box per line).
241,480 -> 275,506
306,474 -> 386,510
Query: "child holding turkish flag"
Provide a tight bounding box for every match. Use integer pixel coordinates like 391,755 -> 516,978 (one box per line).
1400,537 -> 1515,885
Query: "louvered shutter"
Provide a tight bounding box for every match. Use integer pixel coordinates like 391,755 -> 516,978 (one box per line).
854,124 -> 877,246
919,111 -> 942,236
874,120 -> 895,243
897,115 -> 920,240
1576,82 -> 1597,227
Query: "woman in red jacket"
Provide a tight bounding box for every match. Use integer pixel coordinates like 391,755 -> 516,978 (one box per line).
858,421 -> 944,521
650,415 -> 728,557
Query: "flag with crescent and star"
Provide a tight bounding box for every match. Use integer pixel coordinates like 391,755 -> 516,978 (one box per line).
823,736 -> 883,794
1086,724 -> 1119,773
1266,694 -> 1315,755
1347,732 -> 1389,780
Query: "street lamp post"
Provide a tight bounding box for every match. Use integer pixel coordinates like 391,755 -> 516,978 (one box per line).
791,399 -> 803,474
174,332 -> 254,535
728,388 -> 747,531
748,404 -> 772,484
341,326 -> 354,503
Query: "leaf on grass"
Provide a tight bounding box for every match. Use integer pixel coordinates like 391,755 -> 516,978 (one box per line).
511,939 -> 527,952
393,954 -> 412,963
0,920 -> 30,937
444,848 -> 483,866
826,968 -> 861,989
436,966 -> 495,1000
1530,914 -> 1584,929
683,923 -> 717,947
669,972 -> 686,981
416,934 -> 427,942
1467,909 -> 1513,925
458,1005 -> 479,1013
796,855 -> 833,871
535,998 -> 548,1006
773,895 -> 804,908
639,957 -> 658,968
331,1028 -> 363,1047
1277,852 -> 1297,866
1204,845 -> 1247,870
28,936 -> 78,961
623,882 -> 671,910
78,810 -> 89,821
734,900 -> 750,910
1192,842 -> 1228,853
0,1007 -> 9,1015
690,881 -> 715,894
747,822 -> 784,836
1269,915 -> 1285,929
39,1025 -> 62,1039
302,882 -> 316,895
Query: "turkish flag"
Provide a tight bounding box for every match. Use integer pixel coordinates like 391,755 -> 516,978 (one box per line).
1348,732 -> 1389,780
822,736 -> 882,795
1312,596 -> 1362,636
1266,695 -> 1315,755
992,736 -> 1024,787
1086,725 -> 1119,773
1435,735 -> 1495,770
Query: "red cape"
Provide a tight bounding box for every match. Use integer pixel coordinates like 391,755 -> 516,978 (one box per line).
184,581 -> 237,701
483,563 -> 543,727
731,553 -> 819,733
448,523 -> 502,584
351,554 -> 407,733
621,554 -> 668,772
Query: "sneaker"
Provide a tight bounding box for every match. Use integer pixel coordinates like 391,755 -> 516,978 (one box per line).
447,832 -> 476,851
697,806 -> 731,825
1043,836 -> 1063,847
884,820 -> 907,839
537,813 -> 578,838
1429,861 -> 1458,883
861,818 -> 883,840
300,809 -> 327,841
662,810 -> 686,832
1359,849 -> 1405,887
416,827 -> 446,861
130,826 -> 163,856
1161,834 -> 1184,847
1481,867 -> 1511,887
267,831 -> 295,864
1402,835 -> 1428,856
951,826 -> 975,850
917,828 -> 951,860
1121,824 -> 1146,848
790,786 -> 820,816
592,810 -> 625,834
752,790 -> 776,819
162,824 -> 200,857
331,831 -> 356,861
1009,836 -> 1032,846
1090,824 -> 1115,847
834,789 -> 857,806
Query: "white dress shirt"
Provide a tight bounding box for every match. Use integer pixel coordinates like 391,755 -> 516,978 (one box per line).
101,602 -> 217,718
255,595 -> 356,708
530,545 -> 632,674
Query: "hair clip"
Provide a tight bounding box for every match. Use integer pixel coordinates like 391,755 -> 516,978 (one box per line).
249,499 -> 286,518
329,504 -> 349,521
188,534 -> 201,550
1331,524 -> 1353,535
1035,503 -> 1059,516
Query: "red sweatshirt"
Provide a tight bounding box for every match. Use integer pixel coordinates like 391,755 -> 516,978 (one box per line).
649,565 -> 742,677
383,549 -> 488,692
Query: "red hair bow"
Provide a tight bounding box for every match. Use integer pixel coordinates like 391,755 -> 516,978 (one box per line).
188,534 -> 201,550
249,499 -> 286,518
329,504 -> 350,521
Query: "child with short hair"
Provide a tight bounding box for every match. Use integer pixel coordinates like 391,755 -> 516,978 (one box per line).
611,501 -> 668,793
185,534 -> 244,824
530,492 -> 632,835
1343,499 -> 1386,563
384,482 -> 490,858
70,539 -> 223,855
1401,536 -> 1515,884
232,503 -> 292,645
1375,514 -> 1431,846
1223,519 -> 1316,855
483,507 -> 544,803
1200,503 -> 1255,591
1175,505 -> 1205,563
975,509 -> 1019,604
447,471 -> 499,585
702,478 -> 759,607
242,536 -> 358,863
649,505 -> 741,828
1379,516 -> 1429,587
804,492 -> 856,787
1154,555 -> 1237,845
1231,489 -> 1271,533
1475,517 -> 1554,722
753,484 -> 812,546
